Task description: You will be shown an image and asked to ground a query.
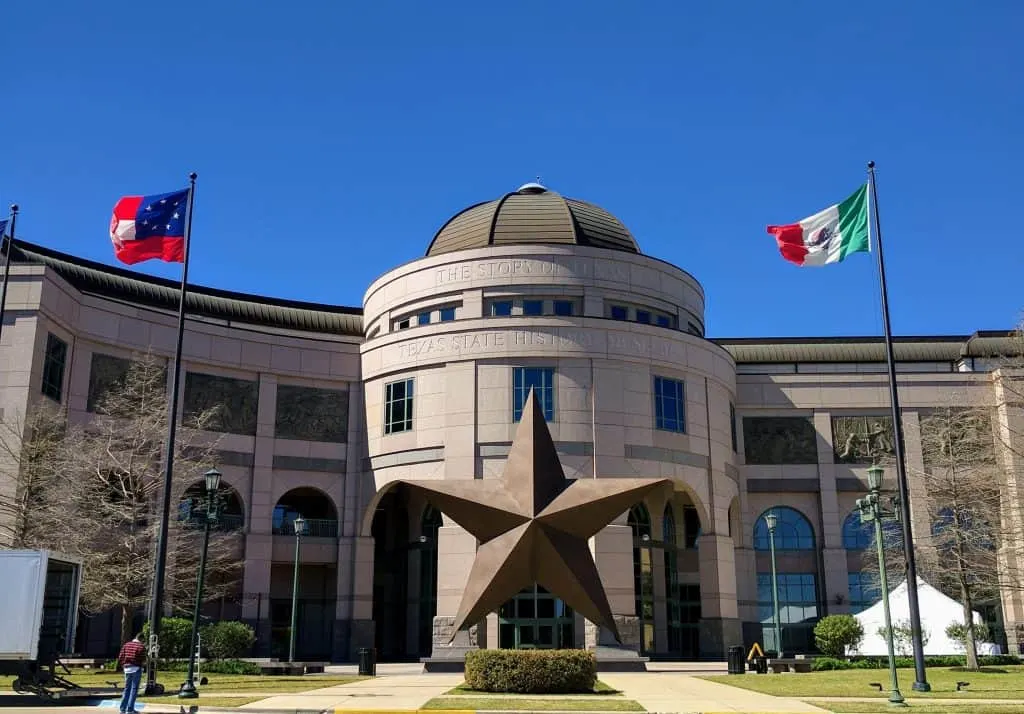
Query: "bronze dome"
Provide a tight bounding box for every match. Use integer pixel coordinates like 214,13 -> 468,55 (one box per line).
425,183 -> 640,257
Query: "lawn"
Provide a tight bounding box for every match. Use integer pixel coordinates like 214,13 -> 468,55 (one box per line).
808,702 -> 1024,714
423,696 -> 645,711
1,671 -> 365,695
703,666 -> 1024,700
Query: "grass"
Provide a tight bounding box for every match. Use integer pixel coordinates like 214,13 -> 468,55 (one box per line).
446,679 -> 623,696
0,671 -> 364,695
807,702 -> 1024,714
703,665 -> 1024,699
422,696 -> 645,711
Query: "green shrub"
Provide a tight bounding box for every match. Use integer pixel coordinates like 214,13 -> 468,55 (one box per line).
814,615 -> 865,658
945,621 -> 992,653
160,658 -> 261,675
464,649 -> 597,693
811,657 -> 853,671
200,621 -> 256,660
141,617 -> 193,659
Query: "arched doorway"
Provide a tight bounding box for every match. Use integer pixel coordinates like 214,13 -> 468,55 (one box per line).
270,487 -> 339,660
179,481 -> 245,531
663,501 -> 702,659
371,490 -> 409,661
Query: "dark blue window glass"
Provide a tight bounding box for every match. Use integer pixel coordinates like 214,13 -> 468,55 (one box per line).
654,376 -> 685,433
513,367 -> 554,422
753,507 -> 815,550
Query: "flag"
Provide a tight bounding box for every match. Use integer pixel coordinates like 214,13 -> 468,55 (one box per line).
109,188 -> 189,265
766,184 -> 869,267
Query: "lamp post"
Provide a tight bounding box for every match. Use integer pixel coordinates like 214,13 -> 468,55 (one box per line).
764,511 -> 783,658
288,515 -> 307,663
857,465 -> 906,708
179,468 -> 221,699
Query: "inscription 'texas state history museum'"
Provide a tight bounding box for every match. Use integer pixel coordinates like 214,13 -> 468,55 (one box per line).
435,258 -> 629,286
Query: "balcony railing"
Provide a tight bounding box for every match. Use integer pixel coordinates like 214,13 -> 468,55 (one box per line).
179,513 -> 245,532
273,518 -> 338,538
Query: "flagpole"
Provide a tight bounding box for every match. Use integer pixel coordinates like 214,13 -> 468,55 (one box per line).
145,172 -> 197,695
867,160 -> 930,692
0,204 -> 20,348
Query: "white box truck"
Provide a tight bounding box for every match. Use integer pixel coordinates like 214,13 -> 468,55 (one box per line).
0,550 -> 118,699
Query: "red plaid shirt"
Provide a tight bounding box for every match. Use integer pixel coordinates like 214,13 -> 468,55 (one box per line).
117,640 -> 146,668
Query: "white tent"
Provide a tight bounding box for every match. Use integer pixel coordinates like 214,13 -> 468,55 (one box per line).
852,577 -> 999,656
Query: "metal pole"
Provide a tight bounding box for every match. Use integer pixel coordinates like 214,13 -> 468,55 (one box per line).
867,161 -> 929,691
768,526 -> 783,658
0,205 -> 20,348
180,489 -> 215,698
873,497 -> 906,707
289,530 -> 301,662
146,173 -> 198,695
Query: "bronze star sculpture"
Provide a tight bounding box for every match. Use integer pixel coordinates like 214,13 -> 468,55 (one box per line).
365,389 -> 673,642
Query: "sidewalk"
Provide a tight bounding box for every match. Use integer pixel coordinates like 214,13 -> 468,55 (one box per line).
239,671 -> 464,711
599,672 -> 829,713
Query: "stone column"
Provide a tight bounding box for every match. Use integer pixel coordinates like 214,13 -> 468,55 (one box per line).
994,370 -> 1024,654
697,534 -> 742,659
586,523 -> 642,653
343,535 -> 376,660
429,524 -> 481,662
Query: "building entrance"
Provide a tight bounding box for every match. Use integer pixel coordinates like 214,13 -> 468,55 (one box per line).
498,584 -> 575,649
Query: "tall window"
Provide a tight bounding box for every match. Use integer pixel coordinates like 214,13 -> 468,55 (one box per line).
654,376 -> 686,433
513,367 -> 554,422
842,512 -> 872,550
41,333 -> 68,402
848,572 -> 879,613
629,504 -> 655,654
729,403 -> 738,452
753,507 -> 815,551
757,573 -> 818,653
663,505 -> 700,657
384,378 -> 414,434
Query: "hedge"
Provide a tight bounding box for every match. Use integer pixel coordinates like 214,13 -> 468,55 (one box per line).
464,649 -> 597,693
813,654 -> 1022,671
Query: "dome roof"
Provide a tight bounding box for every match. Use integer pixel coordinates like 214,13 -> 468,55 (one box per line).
426,183 -> 640,257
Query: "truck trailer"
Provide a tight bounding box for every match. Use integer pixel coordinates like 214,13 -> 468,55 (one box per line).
0,550 -> 119,699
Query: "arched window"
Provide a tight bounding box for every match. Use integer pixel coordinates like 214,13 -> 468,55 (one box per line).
842,511 -> 872,550
418,505 -> 442,657
178,481 -> 245,532
272,487 -> 338,537
628,504 -> 654,654
753,506 -> 815,551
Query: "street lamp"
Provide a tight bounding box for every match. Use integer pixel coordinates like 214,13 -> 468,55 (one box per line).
764,511 -> 783,658
857,465 -> 906,708
288,515 -> 307,663
179,468 -> 221,699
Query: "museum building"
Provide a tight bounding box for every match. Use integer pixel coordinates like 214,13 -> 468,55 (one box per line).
0,182 -> 1021,662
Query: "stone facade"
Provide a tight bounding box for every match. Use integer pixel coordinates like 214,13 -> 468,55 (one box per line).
1,194 -> 1022,662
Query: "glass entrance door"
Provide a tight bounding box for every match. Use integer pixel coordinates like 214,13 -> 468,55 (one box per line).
498,584 -> 575,649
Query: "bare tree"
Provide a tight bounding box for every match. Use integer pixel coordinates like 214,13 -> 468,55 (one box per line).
2,352 -> 242,644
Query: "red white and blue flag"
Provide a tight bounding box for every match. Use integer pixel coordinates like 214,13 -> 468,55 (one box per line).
109,188 -> 189,265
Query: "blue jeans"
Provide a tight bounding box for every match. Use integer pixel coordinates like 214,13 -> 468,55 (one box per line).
120,667 -> 142,713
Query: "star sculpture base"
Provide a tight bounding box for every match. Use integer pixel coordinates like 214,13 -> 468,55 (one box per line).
364,389 -> 674,665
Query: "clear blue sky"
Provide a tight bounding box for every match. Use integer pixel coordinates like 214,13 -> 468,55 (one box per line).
4,1 -> 1021,338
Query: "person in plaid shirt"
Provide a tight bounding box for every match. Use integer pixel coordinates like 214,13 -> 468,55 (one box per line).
116,633 -> 147,714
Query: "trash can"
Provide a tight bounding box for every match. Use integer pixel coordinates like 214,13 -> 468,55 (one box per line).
727,645 -> 745,675
358,647 -> 376,676
754,656 -> 768,674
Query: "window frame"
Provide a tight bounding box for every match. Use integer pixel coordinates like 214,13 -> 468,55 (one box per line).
653,376 -> 686,433
512,366 -> 555,422
384,378 -> 415,435
41,333 -> 68,402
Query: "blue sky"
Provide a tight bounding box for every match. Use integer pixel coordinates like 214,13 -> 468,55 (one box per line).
3,1 -> 1021,338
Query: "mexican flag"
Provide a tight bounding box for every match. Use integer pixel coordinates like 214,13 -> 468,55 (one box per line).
766,184 -> 869,267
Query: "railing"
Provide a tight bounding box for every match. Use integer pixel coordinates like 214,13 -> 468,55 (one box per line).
273,518 -> 339,538
179,513 -> 245,532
